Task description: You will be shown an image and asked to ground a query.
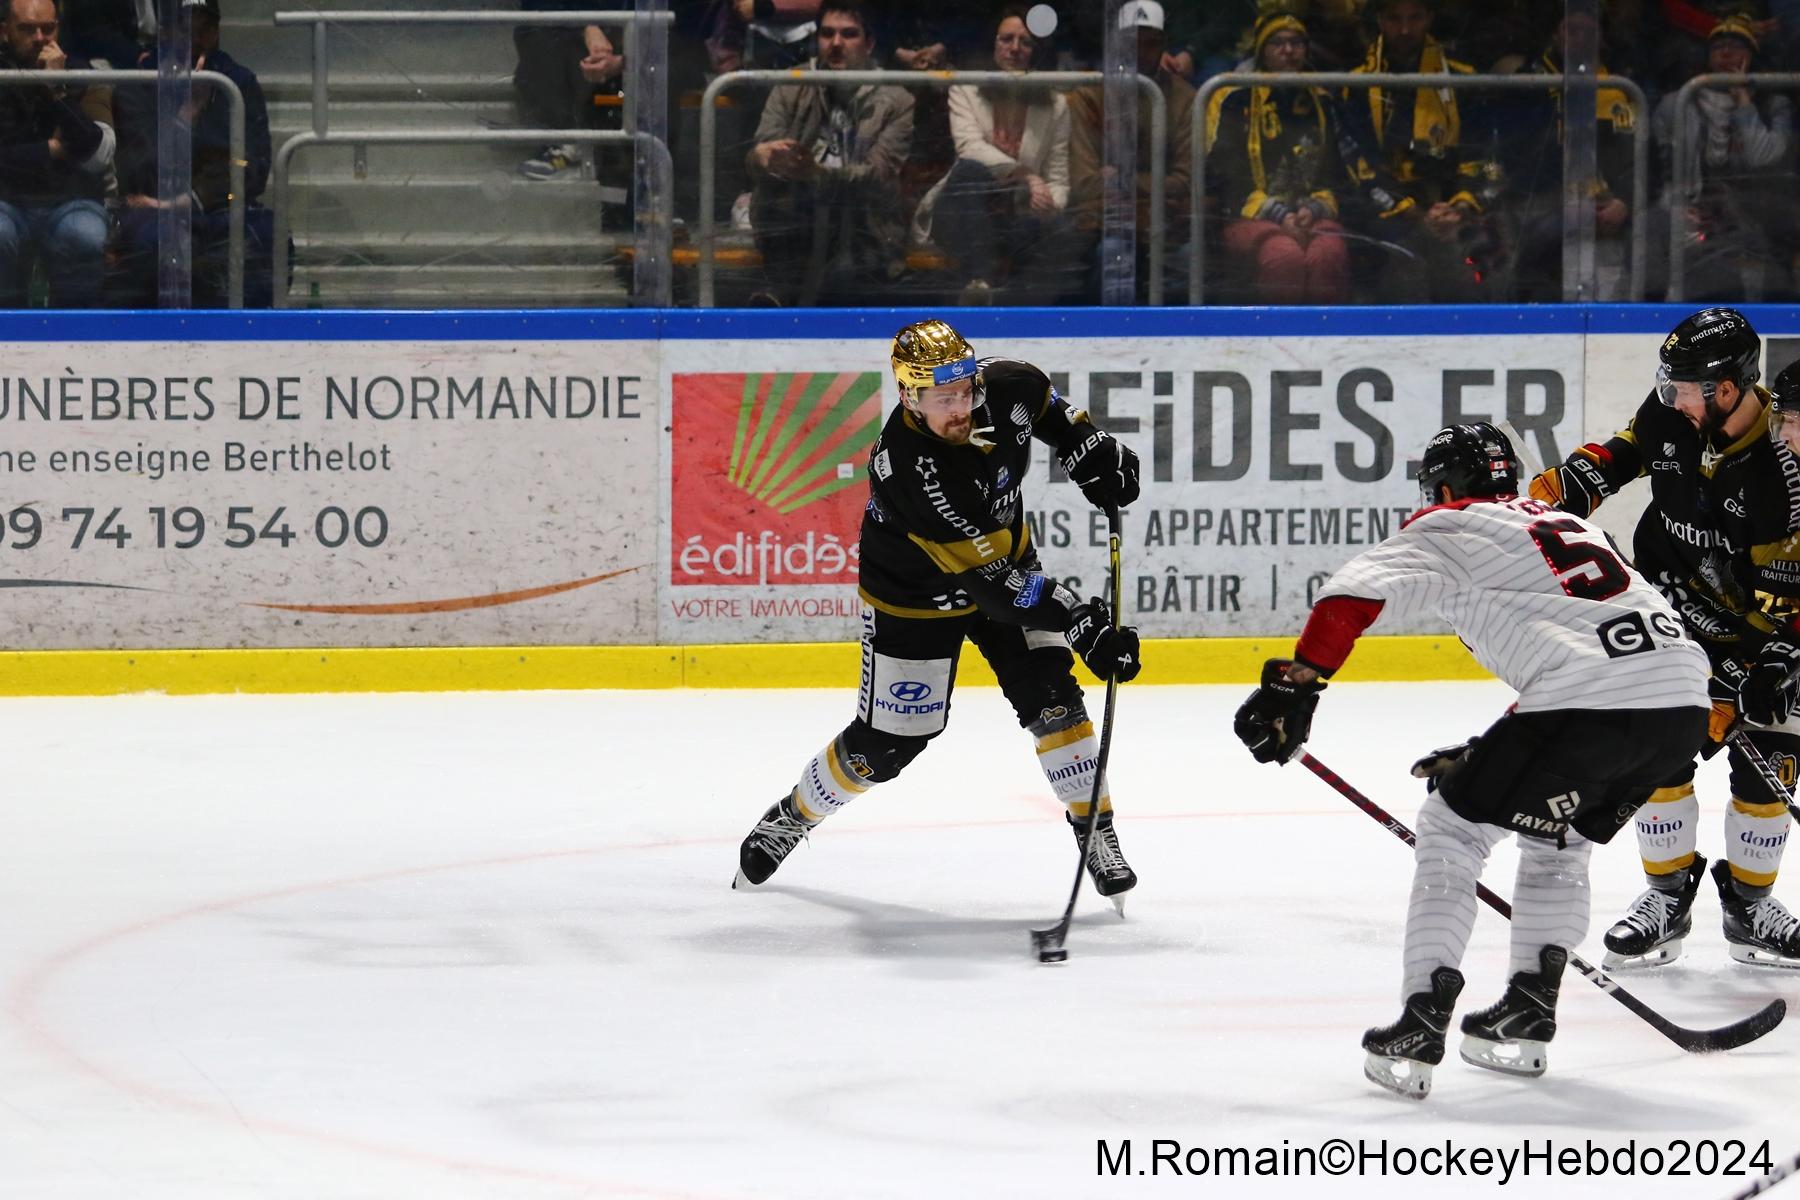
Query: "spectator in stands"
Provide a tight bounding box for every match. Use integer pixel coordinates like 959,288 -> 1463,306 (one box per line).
1652,15 -> 1795,298
745,0 -> 912,305
1206,14 -> 1354,304
514,0 -> 622,180
703,0 -> 820,75
110,0 -> 272,306
61,0 -> 141,68
1653,0 -> 1775,91
891,3 -> 974,219
912,6 -> 1074,305
1496,10 -> 1640,300
0,0 -> 112,307
1342,0 -> 1503,301
1068,0 -> 1195,303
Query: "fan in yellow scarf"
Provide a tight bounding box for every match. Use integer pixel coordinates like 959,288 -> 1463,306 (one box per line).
1206,14 -> 1357,303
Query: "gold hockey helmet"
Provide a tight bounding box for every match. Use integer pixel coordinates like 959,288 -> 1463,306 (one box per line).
891,319 -> 979,400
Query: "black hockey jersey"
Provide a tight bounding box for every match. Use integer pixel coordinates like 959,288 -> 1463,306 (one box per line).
1563,388 -> 1800,663
859,358 -> 1093,626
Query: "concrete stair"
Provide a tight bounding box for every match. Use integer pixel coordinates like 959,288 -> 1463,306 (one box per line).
232,0 -> 634,307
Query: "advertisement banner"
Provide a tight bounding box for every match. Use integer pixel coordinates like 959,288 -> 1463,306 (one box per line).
0,338 -> 657,649
661,332 -> 1588,642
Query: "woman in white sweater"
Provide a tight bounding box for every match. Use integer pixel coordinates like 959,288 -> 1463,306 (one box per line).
911,7 -> 1075,302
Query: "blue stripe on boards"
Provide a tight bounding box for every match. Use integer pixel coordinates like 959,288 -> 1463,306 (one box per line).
6,305 -> 1796,343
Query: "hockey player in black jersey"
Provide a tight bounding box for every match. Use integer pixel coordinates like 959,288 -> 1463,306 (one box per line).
1530,307 -> 1800,970
733,319 -> 1145,906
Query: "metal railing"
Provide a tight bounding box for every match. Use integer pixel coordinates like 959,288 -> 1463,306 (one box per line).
270,128 -> 671,308
0,69 -> 246,308
1666,72 -> 1800,302
698,69 -> 1167,307
272,10 -> 674,135
272,10 -> 676,307
1191,72 -> 1650,305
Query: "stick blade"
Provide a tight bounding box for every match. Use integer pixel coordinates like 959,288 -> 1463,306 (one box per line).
1030,925 -> 1068,963
1674,998 -> 1787,1053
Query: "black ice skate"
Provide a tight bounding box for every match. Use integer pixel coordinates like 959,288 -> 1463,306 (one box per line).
1361,966 -> 1464,1100
1602,855 -> 1706,969
733,795 -> 816,889
1068,810 -> 1136,915
1459,944 -> 1568,1078
1714,859 -> 1800,969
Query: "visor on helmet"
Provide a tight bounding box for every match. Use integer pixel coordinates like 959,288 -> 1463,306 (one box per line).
1772,399 -> 1800,455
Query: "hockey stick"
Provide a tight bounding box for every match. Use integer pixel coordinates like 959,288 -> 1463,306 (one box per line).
1727,731 -> 1800,824
1299,751 -> 1787,1052
1721,1149 -> 1800,1199
1032,505 -> 1124,964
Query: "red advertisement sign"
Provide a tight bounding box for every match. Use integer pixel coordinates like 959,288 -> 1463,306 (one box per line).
670,371 -> 884,587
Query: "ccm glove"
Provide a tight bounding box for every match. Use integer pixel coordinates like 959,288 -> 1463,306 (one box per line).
1526,448 -> 1612,517
1233,658 -> 1325,765
1739,636 -> 1800,726
1066,598 -> 1141,682
1409,738 -> 1478,792
1060,428 -> 1141,510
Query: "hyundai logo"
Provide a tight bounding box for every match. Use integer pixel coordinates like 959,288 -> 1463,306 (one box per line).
889,681 -> 932,702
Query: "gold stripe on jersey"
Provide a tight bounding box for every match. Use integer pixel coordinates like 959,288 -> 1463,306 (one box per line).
906,526 -> 1015,575
1701,394 -> 1773,479
856,586 -> 976,619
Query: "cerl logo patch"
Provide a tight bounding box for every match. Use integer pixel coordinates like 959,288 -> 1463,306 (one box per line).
889,680 -> 933,703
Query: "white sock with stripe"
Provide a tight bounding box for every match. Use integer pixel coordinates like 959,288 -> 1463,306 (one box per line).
1635,783 -> 1698,887
1402,794 -> 1506,999
1034,720 -> 1110,820
1509,828 -> 1592,976
1725,795 -> 1792,897
793,737 -> 873,823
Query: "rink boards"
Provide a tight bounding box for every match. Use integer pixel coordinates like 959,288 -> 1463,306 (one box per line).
0,304 -> 1794,693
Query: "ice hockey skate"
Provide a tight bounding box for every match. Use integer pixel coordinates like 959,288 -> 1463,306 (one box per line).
1602,855 -> 1706,969
1459,945 -> 1567,1077
1361,966 -> 1464,1099
733,794 -> 815,889
1714,859 -> 1800,968
1068,809 -> 1136,914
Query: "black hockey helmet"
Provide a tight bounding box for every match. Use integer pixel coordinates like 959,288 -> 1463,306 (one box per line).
1771,358 -> 1800,453
1416,422 -> 1521,508
1656,307 -> 1761,400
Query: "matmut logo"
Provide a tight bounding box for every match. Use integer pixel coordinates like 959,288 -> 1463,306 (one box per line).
672,371 -> 882,585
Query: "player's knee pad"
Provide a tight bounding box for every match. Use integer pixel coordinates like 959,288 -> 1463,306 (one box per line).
995,636 -> 1085,730
792,721 -> 935,822
1416,794 -> 1503,883
839,718 -> 933,784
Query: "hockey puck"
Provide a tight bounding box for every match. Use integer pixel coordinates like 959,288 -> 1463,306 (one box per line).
1037,947 -> 1068,964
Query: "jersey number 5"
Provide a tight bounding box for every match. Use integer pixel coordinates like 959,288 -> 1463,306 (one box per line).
1528,517 -> 1630,600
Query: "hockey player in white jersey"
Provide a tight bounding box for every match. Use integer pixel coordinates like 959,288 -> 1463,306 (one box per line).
1234,423 -> 1710,1099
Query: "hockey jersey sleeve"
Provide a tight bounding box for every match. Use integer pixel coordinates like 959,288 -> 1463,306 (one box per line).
877,440 -> 1081,630
1312,510 -> 1466,632
1526,397 -> 1651,517
986,359 -> 1111,460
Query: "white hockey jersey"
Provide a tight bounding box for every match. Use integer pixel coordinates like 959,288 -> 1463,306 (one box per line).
1317,496 -> 1710,713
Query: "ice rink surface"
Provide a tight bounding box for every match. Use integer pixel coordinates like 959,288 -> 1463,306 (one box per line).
3,681 -> 1796,1199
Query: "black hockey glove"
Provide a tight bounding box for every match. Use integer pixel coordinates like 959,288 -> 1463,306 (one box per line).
1526,450 -> 1611,518
1066,598 -> 1141,682
1409,738 -> 1477,792
1739,635 -> 1800,727
1233,658 -> 1325,765
1060,429 -> 1140,510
